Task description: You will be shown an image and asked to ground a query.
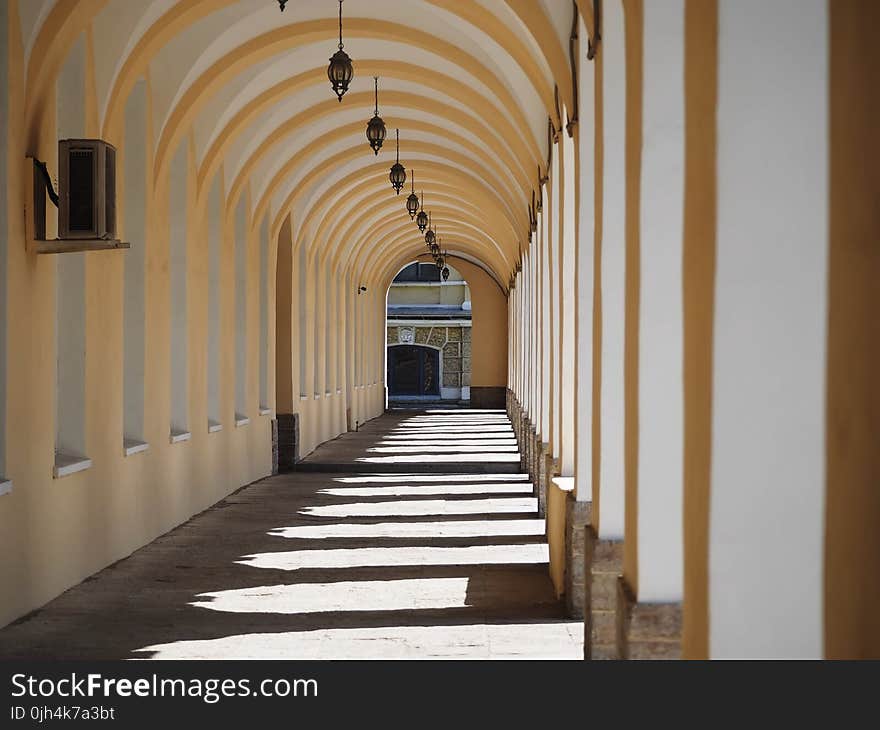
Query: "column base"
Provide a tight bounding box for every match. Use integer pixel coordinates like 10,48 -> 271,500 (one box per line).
585,527 -> 624,659
270,418 -> 279,475
528,423 -> 538,484
565,496 -> 592,618
536,443 -> 553,519
277,413 -> 300,472
616,579 -> 682,659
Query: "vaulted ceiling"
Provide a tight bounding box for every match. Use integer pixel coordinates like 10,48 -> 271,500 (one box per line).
24,0 -> 584,287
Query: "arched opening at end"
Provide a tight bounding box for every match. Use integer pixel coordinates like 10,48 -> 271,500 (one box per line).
385,260 -> 472,407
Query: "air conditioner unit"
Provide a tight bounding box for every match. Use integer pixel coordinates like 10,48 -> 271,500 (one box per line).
58,139 -> 117,240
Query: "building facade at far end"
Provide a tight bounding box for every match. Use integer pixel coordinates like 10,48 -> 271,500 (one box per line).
386,262 -> 472,404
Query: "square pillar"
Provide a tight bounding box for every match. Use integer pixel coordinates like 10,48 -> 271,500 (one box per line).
584,527 -> 624,659
616,578 -> 682,659
270,418 -> 279,475
565,496 -> 592,618
277,413 -> 300,471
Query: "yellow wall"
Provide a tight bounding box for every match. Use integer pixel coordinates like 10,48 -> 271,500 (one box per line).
387,283 -> 468,307
449,260 -> 507,388
0,9 -> 281,628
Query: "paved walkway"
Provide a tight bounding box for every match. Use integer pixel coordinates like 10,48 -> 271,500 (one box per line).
0,410 -> 583,659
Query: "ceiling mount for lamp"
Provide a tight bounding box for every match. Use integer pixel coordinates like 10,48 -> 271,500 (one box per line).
327,0 -> 353,102
277,0 -> 288,10
366,77 -> 386,155
416,192 -> 428,232
389,129 -> 406,195
406,172 -> 420,219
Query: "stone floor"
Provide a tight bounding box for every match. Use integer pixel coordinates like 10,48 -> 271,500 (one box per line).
0,410 -> 583,659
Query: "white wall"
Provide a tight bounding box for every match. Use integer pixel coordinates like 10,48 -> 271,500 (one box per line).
169,141 -> 188,435
206,173 -> 222,427
710,0 -> 828,658
637,0 -> 685,603
55,35 -> 87,460
234,195 -> 247,417
123,80 -> 147,446
259,214 -> 269,409
597,0 -> 626,539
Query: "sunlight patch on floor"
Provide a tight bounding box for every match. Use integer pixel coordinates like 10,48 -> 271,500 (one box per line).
318,482 -> 533,497
332,474 -> 528,484
238,544 -> 549,571
269,519 -> 546,540
299,497 -> 536,517
355,453 -> 521,464
135,622 -> 584,660
191,577 -> 471,614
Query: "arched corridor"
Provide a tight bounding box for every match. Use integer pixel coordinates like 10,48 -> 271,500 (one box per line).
0,0 -> 878,660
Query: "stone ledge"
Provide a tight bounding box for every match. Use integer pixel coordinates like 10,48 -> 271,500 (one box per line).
169,431 -> 191,444
616,578 -> 682,660
123,439 -> 149,457
53,454 -> 92,478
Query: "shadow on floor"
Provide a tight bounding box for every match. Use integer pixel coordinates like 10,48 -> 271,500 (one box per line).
0,412 -> 582,659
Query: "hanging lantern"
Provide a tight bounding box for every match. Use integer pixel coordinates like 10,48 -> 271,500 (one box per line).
277,0 -> 289,10
327,1 -> 353,102
406,173 -> 420,219
442,265 -> 450,281
416,193 -> 428,232
365,77 -> 386,155
389,129 -> 406,194
424,212 -> 436,246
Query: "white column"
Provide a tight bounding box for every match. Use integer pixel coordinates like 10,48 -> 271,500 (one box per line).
637,0 -> 684,602
575,15 -> 595,502
597,0 -> 627,539
551,144 -> 562,461
710,0 -> 828,658
560,124 -> 577,476
540,205 -> 552,442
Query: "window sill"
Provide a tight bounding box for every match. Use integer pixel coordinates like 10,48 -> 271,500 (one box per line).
313,393 -> 322,400
54,454 -> 92,479
235,415 -> 250,428
123,439 -> 149,457
299,395 -> 309,402
259,407 -> 271,416
0,478 -> 12,497
170,430 -> 191,444
324,391 -> 332,398
208,421 -> 223,434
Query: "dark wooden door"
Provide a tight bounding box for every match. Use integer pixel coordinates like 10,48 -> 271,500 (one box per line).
388,345 -> 440,396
